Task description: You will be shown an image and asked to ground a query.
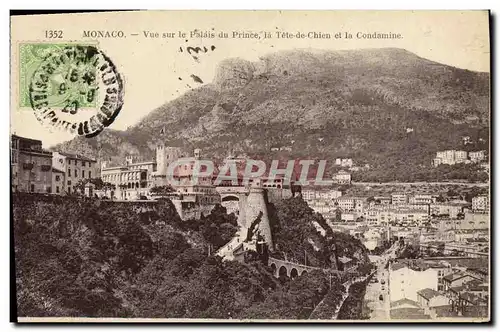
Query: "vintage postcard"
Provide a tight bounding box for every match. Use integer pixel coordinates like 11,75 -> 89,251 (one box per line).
10,10 -> 490,323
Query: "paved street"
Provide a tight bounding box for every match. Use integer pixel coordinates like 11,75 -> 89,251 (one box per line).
364,258 -> 390,320
364,244 -> 400,320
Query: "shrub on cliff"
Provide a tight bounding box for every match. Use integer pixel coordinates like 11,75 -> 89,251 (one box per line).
270,197 -> 370,269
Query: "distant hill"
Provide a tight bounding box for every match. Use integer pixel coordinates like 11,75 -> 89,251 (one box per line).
53,48 -> 490,179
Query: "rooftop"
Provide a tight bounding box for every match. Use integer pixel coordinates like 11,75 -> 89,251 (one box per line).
51,167 -> 65,174
12,134 -> 41,144
19,148 -> 53,156
448,258 -> 488,270
404,259 -> 450,270
467,267 -> 488,275
443,271 -> 480,283
57,151 -> 96,162
417,288 -> 441,300
390,298 -> 420,309
391,262 -> 407,271
460,292 -> 488,305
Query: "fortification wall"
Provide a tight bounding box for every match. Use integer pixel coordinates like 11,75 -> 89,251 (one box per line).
266,188 -> 293,204
172,200 -> 216,220
245,188 -> 273,250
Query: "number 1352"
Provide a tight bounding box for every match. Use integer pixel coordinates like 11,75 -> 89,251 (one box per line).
45,30 -> 63,38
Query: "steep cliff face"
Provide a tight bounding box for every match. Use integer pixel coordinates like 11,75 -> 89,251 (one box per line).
268,197 -> 370,269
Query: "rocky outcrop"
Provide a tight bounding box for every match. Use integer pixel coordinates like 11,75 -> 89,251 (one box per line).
213,58 -> 256,90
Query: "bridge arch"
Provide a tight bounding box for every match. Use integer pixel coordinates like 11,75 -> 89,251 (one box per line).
278,266 -> 288,278
221,194 -> 241,217
268,257 -> 338,280
221,195 -> 239,202
270,263 -> 277,275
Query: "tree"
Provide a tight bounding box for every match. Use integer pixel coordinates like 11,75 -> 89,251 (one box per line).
73,178 -> 113,196
150,185 -> 174,195
334,208 -> 342,223
74,179 -> 87,195
398,244 -> 420,259
355,216 -> 365,223
436,194 -> 446,203
436,242 -> 445,256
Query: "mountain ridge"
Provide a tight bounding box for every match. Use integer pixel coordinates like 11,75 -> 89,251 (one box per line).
53,47 -> 490,179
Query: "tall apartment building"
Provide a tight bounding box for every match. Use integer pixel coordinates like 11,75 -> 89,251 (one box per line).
11,134 -> 53,193
301,189 -> 342,201
333,196 -> 366,213
433,150 -> 468,167
100,156 -> 157,200
390,262 -> 439,302
391,192 -> 408,205
335,158 -> 353,167
51,167 -> 66,195
52,152 -> 98,194
469,150 -> 486,163
332,170 -> 352,184
409,194 -> 435,205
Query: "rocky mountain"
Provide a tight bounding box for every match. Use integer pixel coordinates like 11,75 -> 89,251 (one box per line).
53,48 -> 490,175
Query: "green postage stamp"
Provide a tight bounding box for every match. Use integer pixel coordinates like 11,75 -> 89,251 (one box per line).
18,42 -> 100,108
17,42 -> 124,137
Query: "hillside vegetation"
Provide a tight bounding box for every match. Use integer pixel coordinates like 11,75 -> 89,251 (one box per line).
13,194 -> 367,319
270,197 -> 370,269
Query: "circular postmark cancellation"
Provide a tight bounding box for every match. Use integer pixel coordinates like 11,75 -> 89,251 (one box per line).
28,44 -> 124,138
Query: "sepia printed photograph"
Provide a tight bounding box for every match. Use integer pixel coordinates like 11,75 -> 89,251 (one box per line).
9,10 -> 491,323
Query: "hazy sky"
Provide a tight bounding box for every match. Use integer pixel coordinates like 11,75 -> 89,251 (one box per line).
11,10 -> 490,147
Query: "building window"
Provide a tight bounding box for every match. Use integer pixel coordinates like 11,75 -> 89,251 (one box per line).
82,170 -> 85,178
89,171 -> 91,178
56,186 -> 60,193
74,169 -> 77,177
68,180 -> 72,186
82,161 -> 86,167
68,168 -> 71,177
30,184 -> 35,192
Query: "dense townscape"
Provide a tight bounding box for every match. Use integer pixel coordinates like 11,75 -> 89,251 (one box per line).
11,129 -> 489,321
